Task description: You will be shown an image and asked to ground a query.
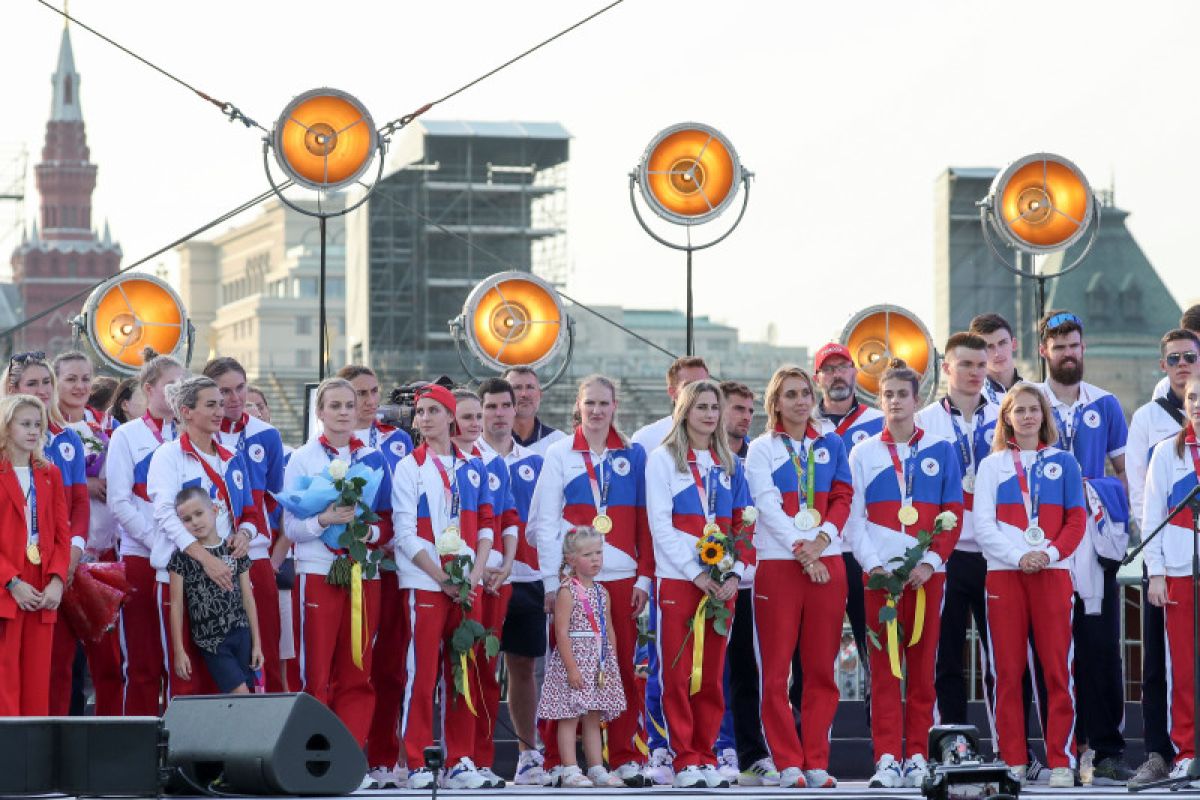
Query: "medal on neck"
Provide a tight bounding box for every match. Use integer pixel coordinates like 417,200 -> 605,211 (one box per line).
782,431 -> 821,530
583,450 -> 614,534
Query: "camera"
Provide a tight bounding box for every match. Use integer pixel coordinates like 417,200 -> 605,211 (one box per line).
378,376 -> 456,434
921,725 -> 1021,800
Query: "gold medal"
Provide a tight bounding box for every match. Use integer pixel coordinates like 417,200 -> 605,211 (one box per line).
592,514 -> 613,534
443,524 -> 460,538
702,522 -> 722,537
26,542 -> 41,566
898,505 -> 919,526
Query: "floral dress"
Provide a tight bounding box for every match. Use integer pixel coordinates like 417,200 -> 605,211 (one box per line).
537,579 -> 626,721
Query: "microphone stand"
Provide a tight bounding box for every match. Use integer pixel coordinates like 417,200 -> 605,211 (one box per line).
1126,483 -> 1200,792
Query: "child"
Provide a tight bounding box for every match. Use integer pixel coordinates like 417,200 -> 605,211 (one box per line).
537,527 -> 626,787
168,486 -> 263,694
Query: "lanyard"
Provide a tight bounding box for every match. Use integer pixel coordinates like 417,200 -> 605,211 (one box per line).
142,413 -> 176,444
581,451 -> 613,516
984,379 -> 1000,406
180,434 -> 236,524
572,578 -> 607,676
686,450 -> 719,523
883,429 -> 921,507
780,434 -> 817,511
833,403 -> 868,438
26,475 -> 38,545
220,414 -> 248,454
1010,447 -> 1046,527
944,398 -> 987,478
1051,403 -> 1085,454
430,451 -> 461,523
319,435 -> 363,466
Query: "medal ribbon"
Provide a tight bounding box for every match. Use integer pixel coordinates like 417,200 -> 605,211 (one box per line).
833,403 -> 868,437
180,434 -> 237,524
430,450 -> 462,527
687,450 -> 720,524
944,399 -> 987,488
581,451 -> 613,518
27,475 -> 38,548
141,412 -> 176,444
780,434 -> 817,513
1010,446 -> 1045,530
572,578 -> 608,685
1051,404 -> 1085,455
220,413 -> 249,454
883,429 -> 921,530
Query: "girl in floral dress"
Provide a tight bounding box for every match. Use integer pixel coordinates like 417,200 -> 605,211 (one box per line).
537,526 -> 626,787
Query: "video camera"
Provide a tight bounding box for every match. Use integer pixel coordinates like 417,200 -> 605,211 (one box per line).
377,375 -> 456,435
921,725 -> 1021,800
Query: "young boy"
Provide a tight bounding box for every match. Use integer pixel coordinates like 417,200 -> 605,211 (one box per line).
168,486 -> 263,694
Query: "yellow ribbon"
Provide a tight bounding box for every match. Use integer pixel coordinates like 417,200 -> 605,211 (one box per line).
633,732 -> 650,757
689,596 -> 709,696
650,713 -> 668,741
459,652 -> 478,717
885,597 -> 903,679
909,586 -> 926,647
350,562 -> 365,669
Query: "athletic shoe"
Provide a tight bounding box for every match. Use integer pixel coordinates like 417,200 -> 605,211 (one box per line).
541,765 -> 564,788
904,754 -> 930,788
587,766 -> 624,787
673,766 -> 707,789
699,764 -> 730,788
644,749 -> 674,786
1092,757 -> 1135,786
804,769 -> 837,788
477,767 -> 506,788
408,768 -> 435,790
869,754 -> 904,788
1049,767 -> 1075,788
1026,756 -> 1049,784
366,766 -> 401,789
739,758 -> 781,787
1169,758 -> 1193,780
358,774 -> 376,791
1008,765 -> 1027,786
717,748 -> 740,783
396,766 -> 409,788
613,760 -> 650,787
442,758 -> 487,789
560,765 -> 592,788
1130,753 -> 1169,788
514,750 -> 546,786
778,767 -> 806,788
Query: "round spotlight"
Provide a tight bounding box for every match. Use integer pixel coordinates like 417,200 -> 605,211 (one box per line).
273,88 -> 377,191
987,153 -> 1094,254
81,273 -> 189,373
462,271 -> 567,372
636,123 -> 742,225
840,305 -> 935,403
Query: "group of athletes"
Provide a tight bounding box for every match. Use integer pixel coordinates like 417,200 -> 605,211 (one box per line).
1,303 -> 1199,791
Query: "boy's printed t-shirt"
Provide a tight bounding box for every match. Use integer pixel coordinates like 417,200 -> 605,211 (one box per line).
168,541 -> 251,653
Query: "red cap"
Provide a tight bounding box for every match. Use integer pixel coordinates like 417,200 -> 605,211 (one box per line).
814,342 -> 854,372
414,384 -> 456,415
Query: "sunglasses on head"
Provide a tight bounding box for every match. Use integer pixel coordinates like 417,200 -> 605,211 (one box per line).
1045,312 -> 1082,332
8,351 -> 46,369
1166,351 -> 1199,368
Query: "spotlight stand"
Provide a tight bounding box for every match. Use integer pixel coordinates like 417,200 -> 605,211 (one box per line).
448,313 -> 576,389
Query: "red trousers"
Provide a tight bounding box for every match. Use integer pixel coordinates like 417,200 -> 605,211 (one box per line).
865,572 -> 945,761
0,561 -> 56,716
754,557 -> 847,770
366,578 -> 411,768
295,574 -> 381,746
119,555 -> 164,715
656,578 -> 733,769
249,559 -> 284,692
985,569 -> 1076,769
1166,576 -> 1200,761
158,582 -> 218,698
50,620 -> 124,715
400,588 -> 484,766
543,576 -> 647,769
473,583 -> 512,767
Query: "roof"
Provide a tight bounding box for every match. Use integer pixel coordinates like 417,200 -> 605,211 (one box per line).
51,27 -> 82,122
418,120 -> 571,140
0,283 -> 22,329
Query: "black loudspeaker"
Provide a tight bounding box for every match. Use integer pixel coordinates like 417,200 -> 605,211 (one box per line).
0,719 -> 56,795
0,716 -> 163,796
163,693 -> 366,796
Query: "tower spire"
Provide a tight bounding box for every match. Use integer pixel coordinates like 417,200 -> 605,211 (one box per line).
50,24 -> 81,122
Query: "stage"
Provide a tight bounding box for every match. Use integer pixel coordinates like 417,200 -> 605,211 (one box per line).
176,786 -> 1190,799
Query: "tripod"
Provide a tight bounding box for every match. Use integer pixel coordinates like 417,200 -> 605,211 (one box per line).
1125,483 -> 1200,792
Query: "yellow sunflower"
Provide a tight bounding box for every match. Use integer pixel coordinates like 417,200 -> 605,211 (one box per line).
699,540 -> 725,566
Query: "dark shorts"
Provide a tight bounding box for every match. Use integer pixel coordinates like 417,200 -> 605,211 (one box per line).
200,626 -> 256,693
501,580 -> 548,658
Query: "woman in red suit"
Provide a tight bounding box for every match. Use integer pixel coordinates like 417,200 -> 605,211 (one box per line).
0,394 -> 72,716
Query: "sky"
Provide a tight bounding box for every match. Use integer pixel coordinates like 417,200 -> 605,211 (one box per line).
3,0 -> 1199,354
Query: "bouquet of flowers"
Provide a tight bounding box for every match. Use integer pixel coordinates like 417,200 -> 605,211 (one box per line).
61,561 -> 130,643
437,531 -> 500,714
80,422 -> 108,479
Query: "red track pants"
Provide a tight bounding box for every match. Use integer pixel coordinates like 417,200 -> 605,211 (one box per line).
0,561 -> 56,715
754,557 -> 847,770
119,555 -> 164,715
864,572 -> 945,761
399,588 -> 484,766
1166,576 -> 1200,762
542,576 -> 647,769
985,569 -> 1076,769
473,583 -> 512,768
366,578 -> 411,768
249,559 -> 284,693
158,582 -> 219,698
295,573 -> 381,746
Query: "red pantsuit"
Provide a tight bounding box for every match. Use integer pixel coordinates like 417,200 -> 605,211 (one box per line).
158,582 -> 218,697
656,578 -> 733,769
754,556 -> 848,770
864,572 -> 945,761
295,573 -> 381,746
119,554 -> 164,715
366,577 -> 411,768
1166,576 -> 1199,761
986,569 -> 1076,769
473,583 -> 512,767
0,561 -> 57,716
249,559 -> 284,692
50,615 -> 124,715
400,588 -> 484,767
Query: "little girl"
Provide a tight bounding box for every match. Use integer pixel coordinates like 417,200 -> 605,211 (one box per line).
537,527 -> 626,787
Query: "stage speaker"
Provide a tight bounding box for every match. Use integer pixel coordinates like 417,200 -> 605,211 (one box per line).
76,272 -> 191,374
163,693 -> 366,796
0,718 -> 56,795
636,122 -> 742,225
273,88 -> 377,191
461,270 -> 568,372
985,152 -> 1095,254
840,304 -> 936,404
57,717 -> 165,796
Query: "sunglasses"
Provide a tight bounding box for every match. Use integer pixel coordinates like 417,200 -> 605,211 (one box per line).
8,351 -> 46,369
1045,312 -> 1083,332
1166,351 -> 1199,368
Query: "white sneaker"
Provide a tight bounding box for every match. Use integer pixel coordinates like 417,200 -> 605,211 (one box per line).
514,750 -> 546,786
1009,765 -> 1027,786
366,766 -> 400,789
699,764 -> 730,788
717,748 -> 739,783
396,766 -> 409,788
740,757 -> 780,786
442,757 -> 487,789
778,767 -> 806,788
804,768 -> 837,788
1027,756 -> 1050,784
869,754 -> 905,788
358,773 -> 376,791
587,766 -> 624,787
1049,767 -> 1075,788
904,754 -> 930,788
560,765 -> 592,788
477,766 -> 506,788
612,760 -> 650,787
408,768 -> 435,790
541,765 -> 564,788
645,748 -> 674,786
673,765 -> 707,788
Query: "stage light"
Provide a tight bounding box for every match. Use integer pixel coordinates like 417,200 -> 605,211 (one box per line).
985,153 -> 1094,254
272,88 -> 377,191
460,271 -> 567,373
636,123 -> 743,226
76,273 -> 192,373
840,305 -> 936,403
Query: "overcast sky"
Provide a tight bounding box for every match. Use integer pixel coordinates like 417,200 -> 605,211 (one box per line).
3,0 -> 1198,353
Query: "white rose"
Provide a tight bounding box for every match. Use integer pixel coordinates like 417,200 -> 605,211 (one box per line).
328,459 -> 349,481
436,531 -> 464,556
740,507 -> 758,525
718,555 -> 735,573
935,511 -> 958,530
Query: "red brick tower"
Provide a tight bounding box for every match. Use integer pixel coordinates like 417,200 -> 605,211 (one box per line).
10,25 -> 121,354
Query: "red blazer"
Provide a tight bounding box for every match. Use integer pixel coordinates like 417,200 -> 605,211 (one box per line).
0,460 -> 72,621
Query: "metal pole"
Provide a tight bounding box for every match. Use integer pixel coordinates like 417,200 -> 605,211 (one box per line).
1036,274 -> 1047,381
686,246 -> 694,356
318,216 -> 327,382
